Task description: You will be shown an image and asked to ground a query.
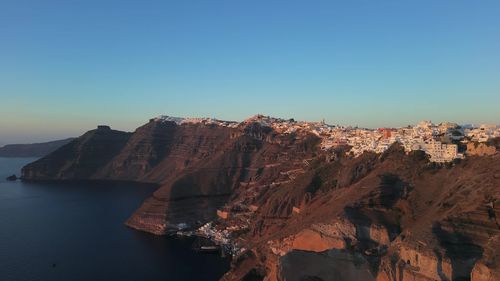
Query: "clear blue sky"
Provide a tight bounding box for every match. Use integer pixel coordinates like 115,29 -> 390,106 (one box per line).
1,0 -> 499,144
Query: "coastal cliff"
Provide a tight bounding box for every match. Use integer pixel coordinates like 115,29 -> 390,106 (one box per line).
22,126 -> 132,180
22,117 -> 320,234
21,117 -> 500,281
221,146 -> 500,281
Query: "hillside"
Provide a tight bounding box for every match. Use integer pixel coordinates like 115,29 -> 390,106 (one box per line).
220,145 -> 500,281
20,117 -> 500,281
22,118 -> 320,234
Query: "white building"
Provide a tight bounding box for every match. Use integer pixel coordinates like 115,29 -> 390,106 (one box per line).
423,140 -> 458,163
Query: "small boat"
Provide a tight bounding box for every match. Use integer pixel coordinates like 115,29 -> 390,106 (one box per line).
191,237 -> 220,253
199,245 -> 220,252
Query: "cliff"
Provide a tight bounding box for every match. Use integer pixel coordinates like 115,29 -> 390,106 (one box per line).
22,119 -> 320,234
221,146 -> 500,281
22,126 -> 132,180
21,119 -> 500,281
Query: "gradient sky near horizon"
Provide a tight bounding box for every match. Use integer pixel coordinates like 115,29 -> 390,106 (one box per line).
1,0 -> 499,144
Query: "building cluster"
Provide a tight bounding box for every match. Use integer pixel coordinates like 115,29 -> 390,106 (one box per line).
155,114 -> 499,163
196,222 -> 247,256
197,222 -> 231,245
464,124 -> 500,142
154,115 -> 239,128
249,116 -> 499,163
168,115 -> 498,254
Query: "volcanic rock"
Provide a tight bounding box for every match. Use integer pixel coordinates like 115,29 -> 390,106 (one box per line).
20,117 -> 500,281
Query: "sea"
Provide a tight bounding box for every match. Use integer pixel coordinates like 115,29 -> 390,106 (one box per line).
0,157 -> 229,281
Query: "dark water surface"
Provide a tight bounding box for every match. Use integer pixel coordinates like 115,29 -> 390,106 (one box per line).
0,158 -> 229,281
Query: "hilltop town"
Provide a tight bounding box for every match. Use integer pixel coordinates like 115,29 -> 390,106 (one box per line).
20,113 -> 500,281
156,114 -> 500,163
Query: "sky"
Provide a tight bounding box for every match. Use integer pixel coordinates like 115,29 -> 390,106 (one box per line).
0,0 -> 499,144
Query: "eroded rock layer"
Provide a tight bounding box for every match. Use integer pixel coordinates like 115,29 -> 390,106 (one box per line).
22,119 -> 320,234
21,119 -> 500,281
221,146 -> 499,281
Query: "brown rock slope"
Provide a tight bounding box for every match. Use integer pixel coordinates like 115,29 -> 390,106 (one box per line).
221,145 -> 499,281
124,121 -> 320,234
22,126 -> 132,180
22,119 -> 320,235
21,120 -> 499,281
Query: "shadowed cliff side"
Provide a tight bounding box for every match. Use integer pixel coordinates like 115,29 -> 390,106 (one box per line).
126,121 -> 321,234
21,119 -> 321,235
22,126 -> 131,180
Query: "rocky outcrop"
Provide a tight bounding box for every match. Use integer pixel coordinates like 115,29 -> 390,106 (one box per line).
6,174 -> 17,181
22,126 -> 132,180
267,224 -> 351,256
466,142 -> 497,156
472,262 -> 500,281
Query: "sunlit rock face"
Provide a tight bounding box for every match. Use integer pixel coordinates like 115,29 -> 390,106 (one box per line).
290,228 -> 348,252
466,141 -> 498,156
471,262 -> 500,281
228,144 -> 499,281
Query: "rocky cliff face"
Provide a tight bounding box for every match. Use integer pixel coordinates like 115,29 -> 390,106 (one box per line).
22,119 -> 320,234
220,146 -> 499,281
21,119 -> 499,281
466,141 -> 498,156
22,126 -> 131,180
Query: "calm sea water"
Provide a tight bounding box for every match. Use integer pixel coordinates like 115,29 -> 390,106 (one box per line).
0,157 -> 229,281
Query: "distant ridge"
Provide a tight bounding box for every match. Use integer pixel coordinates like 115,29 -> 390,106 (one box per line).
0,138 -> 75,158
